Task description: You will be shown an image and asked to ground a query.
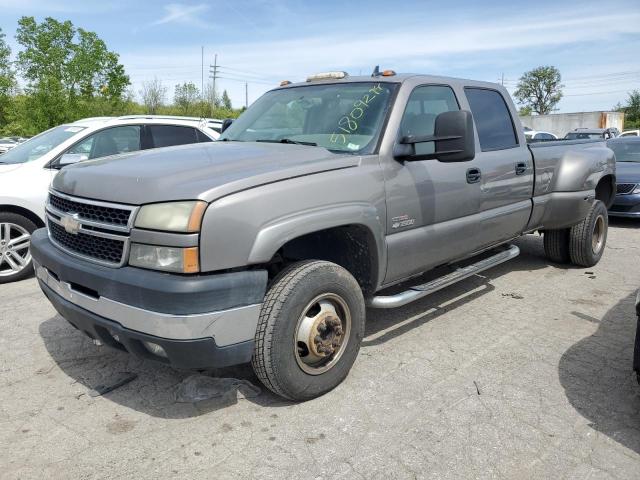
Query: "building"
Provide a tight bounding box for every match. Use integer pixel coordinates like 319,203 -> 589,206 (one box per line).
518,111 -> 625,138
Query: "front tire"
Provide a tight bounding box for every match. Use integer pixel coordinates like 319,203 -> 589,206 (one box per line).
0,212 -> 37,284
252,260 -> 365,401
569,200 -> 608,267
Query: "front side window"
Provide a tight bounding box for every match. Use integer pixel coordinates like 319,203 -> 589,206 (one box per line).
67,125 -> 141,160
0,125 -> 86,165
148,125 -> 199,148
220,82 -> 397,154
465,88 -> 518,151
399,85 -> 460,155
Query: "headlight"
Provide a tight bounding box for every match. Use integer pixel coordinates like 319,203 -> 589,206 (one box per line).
129,244 -> 199,273
633,184 -> 640,194
134,201 -> 207,232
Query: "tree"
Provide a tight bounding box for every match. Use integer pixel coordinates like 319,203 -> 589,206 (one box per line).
174,82 -> 199,114
617,90 -> 640,128
513,66 -> 563,115
0,28 -> 17,128
140,77 -> 166,114
518,106 -> 533,116
14,16 -> 130,131
221,89 -> 232,110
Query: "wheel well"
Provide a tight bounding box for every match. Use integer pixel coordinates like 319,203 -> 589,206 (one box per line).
270,225 -> 378,297
595,175 -> 615,209
0,205 -> 45,228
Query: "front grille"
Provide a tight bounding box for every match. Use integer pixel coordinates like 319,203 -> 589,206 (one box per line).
49,222 -> 125,265
616,183 -> 637,195
49,193 -> 132,227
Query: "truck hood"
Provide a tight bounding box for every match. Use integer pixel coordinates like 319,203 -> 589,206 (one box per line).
615,161 -> 640,184
53,141 -> 359,205
0,163 -> 23,174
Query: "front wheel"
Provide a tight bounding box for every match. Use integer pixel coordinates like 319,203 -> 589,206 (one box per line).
252,260 -> 365,401
569,200 -> 608,267
0,212 -> 37,284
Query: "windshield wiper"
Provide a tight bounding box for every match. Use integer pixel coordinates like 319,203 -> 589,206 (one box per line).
256,138 -> 318,147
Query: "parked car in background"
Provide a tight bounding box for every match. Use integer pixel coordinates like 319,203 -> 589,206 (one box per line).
0,137 -> 17,154
607,137 -> 640,218
0,115 -> 221,284
524,130 -> 557,143
564,128 -> 619,140
635,289 -> 640,385
619,130 -> 640,137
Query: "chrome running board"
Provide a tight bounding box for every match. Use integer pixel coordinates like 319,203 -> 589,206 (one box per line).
369,245 -> 520,309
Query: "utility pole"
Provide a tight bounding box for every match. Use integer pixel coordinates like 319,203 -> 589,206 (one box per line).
201,46 -> 204,99
245,82 -> 248,108
501,73 -> 504,86
209,54 -> 219,111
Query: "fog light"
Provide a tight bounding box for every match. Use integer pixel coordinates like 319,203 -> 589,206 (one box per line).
143,341 -> 168,358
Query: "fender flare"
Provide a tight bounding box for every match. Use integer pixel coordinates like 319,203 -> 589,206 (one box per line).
248,202 -> 387,288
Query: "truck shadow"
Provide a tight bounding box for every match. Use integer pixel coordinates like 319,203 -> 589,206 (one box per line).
558,292 -> 640,454
38,317 -> 292,419
364,233 -> 552,343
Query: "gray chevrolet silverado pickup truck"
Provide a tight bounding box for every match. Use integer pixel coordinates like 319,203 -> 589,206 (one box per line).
31,71 -> 616,400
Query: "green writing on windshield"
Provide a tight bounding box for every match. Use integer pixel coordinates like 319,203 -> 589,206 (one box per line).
330,84 -> 385,146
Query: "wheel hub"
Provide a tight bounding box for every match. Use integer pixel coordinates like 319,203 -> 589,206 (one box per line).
308,312 -> 344,357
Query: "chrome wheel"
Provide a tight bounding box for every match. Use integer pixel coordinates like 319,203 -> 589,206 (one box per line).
0,223 -> 32,277
294,293 -> 351,375
592,214 -> 605,254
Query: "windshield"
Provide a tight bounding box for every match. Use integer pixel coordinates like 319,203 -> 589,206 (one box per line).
607,141 -> 640,162
220,82 -> 397,154
0,125 -> 86,164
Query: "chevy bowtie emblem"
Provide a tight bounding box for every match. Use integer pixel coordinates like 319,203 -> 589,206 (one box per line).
60,213 -> 81,235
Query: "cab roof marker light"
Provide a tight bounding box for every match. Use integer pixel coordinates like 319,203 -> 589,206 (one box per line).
280,80 -> 292,86
306,71 -> 348,82
382,70 -> 396,76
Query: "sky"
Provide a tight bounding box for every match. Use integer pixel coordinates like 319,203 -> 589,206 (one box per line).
0,0 -> 639,113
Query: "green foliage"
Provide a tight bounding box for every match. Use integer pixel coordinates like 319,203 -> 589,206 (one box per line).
0,28 -> 16,128
6,16 -> 131,133
618,90 -> 640,129
221,89 -> 232,110
174,82 -> 200,113
518,106 -> 533,116
0,17 -> 244,136
514,66 -> 563,115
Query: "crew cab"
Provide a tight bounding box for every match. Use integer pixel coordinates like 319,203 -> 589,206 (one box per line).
30,72 -> 616,401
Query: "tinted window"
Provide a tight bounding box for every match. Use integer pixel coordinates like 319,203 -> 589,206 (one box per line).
399,85 -> 460,155
465,88 -> 518,151
67,125 -> 141,160
196,130 -> 213,143
148,125 -> 198,148
535,133 -> 554,141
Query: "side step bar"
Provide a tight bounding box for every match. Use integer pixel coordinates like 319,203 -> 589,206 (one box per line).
368,245 -> 520,309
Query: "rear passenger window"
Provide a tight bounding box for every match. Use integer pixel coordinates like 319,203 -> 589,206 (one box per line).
148,125 -> 198,148
399,85 -> 460,155
465,88 -> 518,151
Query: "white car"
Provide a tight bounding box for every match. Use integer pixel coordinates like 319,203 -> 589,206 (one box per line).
0,137 -> 18,154
619,130 -> 640,137
524,130 -> 558,143
0,115 -> 222,283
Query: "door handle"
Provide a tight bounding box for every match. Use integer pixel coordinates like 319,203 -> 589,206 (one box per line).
466,168 -> 481,184
515,162 -> 528,175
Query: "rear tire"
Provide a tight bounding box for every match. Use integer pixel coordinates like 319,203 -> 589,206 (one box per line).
0,212 -> 37,284
543,229 -> 570,264
251,260 -> 365,401
569,200 -> 608,267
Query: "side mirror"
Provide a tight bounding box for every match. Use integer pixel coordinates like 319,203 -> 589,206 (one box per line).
221,118 -> 234,133
396,110 -> 476,162
58,153 -> 88,166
